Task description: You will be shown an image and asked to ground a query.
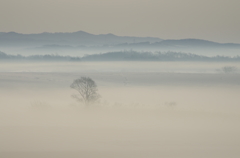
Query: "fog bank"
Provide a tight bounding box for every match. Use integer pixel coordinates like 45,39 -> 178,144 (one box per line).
1,62 -> 240,157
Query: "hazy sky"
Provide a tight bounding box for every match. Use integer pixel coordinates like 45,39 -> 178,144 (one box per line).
0,0 -> 240,43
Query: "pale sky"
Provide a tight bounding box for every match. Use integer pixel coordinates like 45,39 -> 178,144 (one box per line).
0,0 -> 240,43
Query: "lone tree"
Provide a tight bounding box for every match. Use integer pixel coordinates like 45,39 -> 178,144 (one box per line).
70,77 -> 100,105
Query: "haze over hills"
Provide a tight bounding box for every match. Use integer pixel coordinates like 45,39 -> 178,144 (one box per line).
0,31 -> 240,57
0,31 -> 162,47
1,50 -> 240,62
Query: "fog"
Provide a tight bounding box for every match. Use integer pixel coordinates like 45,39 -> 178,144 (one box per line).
1,62 -> 240,158
2,43 -> 240,58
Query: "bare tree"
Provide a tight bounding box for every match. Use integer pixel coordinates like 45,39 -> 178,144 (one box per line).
70,77 -> 100,105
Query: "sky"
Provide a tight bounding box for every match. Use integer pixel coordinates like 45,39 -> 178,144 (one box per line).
0,0 -> 240,43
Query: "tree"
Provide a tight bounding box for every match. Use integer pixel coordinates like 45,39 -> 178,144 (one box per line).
70,77 -> 100,105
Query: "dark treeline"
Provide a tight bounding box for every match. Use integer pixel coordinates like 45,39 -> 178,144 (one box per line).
0,51 -> 81,61
81,51 -> 240,62
1,51 -> 240,62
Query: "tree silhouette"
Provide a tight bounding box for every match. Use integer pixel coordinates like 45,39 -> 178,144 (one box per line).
70,77 -> 100,105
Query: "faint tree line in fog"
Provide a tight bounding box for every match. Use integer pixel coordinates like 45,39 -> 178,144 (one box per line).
216,66 -> 238,73
1,51 -> 240,62
0,51 -> 81,61
81,51 -> 240,62
221,66 -> 237,73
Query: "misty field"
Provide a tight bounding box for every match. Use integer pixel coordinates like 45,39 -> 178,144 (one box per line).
1,61 -> 240,158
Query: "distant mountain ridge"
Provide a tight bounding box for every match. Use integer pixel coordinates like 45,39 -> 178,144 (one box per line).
1,31 -> 240,47
155,39 -> 240,48
1,31 -> 240,57
1,31 -> 240,48
0,31 -> 163,46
